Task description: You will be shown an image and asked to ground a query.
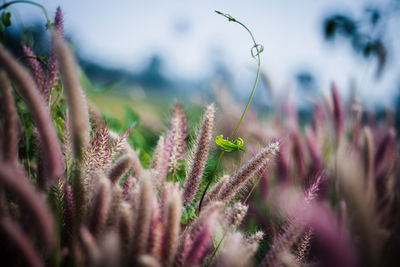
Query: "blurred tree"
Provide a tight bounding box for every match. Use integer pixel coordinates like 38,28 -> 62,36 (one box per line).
323,0 -> 400,78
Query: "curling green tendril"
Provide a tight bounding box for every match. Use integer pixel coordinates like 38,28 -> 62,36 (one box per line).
198,10 -> 263,213
0,1 -> 52,29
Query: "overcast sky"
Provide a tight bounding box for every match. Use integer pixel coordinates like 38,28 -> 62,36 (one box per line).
15,0 -> 400,106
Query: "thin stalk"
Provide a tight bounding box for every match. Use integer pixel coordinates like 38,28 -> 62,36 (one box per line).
198,11 -> 262,213
243,176 -> 260,204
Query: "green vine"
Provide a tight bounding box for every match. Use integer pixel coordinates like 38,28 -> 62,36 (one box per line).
0,0 -> 52,28
198,11 -> 263,213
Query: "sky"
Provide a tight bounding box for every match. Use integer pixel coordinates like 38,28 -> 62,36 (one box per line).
14,0 -> 400,107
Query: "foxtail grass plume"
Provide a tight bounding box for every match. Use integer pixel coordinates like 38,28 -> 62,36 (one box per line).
363,127 -> 374,181
88,177 -> 111,237
161,104 -> 187,179
260,177 -> 321,267
245,231 -> 264,245
22,45 -> 47,97
106,185 -> 123,228
173,233 -> 192,267
295,228 -> 313,265
0,164 -> 55,250
54,33 -> 90,225
374,128 -> 396,177
183,104 -> 215,206
184,213 -> 217,266
132,175 -> 154,257
0,47 -> 64,179
306,204 -> 356,267
291,130 -> 306,180
54,34 -> 90,158
107,154 -> 135,184
305,127 -> 322,173
161,185 -> 182,266
63,182 -> 75,238
80,227 -> 101,265
0,71 -> 18,162
147,199 -> 163,260
47,6 -> 63,91
0,218 -> 44,267
118,202 -> 133,253
276,142 -> 289,184
197,174 -> 229,210
223,202 -> 248,230
122,176 -> 135,200
331,82 -> 344,144
218,141 -> 279,203
150,136 -> 165,176
213,232 -> 258,267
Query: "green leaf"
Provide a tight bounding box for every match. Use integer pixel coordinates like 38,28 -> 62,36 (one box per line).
124,107 -> 139,129
1,12 -> 11,27
215,135 -> 245,152
137,148 -> 151,169
181,204 -> 197,225
212,222 -> 224,248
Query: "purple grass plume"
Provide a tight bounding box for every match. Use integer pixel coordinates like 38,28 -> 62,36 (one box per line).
183,104 -> 215,206
218,141 -> 279,203
213,232 -> 258,267
107,154 -> 135,184
374,128 -> 396,177
132,175 -> 154,257
147,199 -> 163,261
88,177 -> 111,237
331,82 -> 344,144
162,185 -> 182,266
260,177 -> 321,267
0,47 -> 64,180
0,164 -> 55,250
47,6 -> 64,91
54,34 -> 90,158
22,45 -> 47,98
223,202 -> 248,230
150,136 -> 165,178
0,218 -> 44,267
197,174 -> 229,210
0,71 -> 18,162
161,104 -> 187,179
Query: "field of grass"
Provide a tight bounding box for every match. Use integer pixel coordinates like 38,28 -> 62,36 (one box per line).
1,5 -> 400,267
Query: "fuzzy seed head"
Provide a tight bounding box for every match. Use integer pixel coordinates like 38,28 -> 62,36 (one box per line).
331,82 -> 344,144
47,7 -> 64,90
132,175 -> 154,256
107,155 -> 134,184
162,186 -> 182,266
88,177 -> 111,237
119,202 -> 133,250
0,218 -> 44,267
218,141 -> 279,203
215,232 -> 258,267
224,202 -> 248,230
163,104 -> 187,177
197,174 -> 229,210
54,35 -> 90,158
22,45 -> 47,97
246,231 -> 264,245
150,136 -> 165,175
0,47 -> 63,179
183,104 -> 215,206
0,71 -> 18,162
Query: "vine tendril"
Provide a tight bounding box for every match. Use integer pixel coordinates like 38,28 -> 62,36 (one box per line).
198,11 -> 263,213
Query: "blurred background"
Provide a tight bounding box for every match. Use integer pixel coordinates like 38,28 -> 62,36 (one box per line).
3,0 -> 400,126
